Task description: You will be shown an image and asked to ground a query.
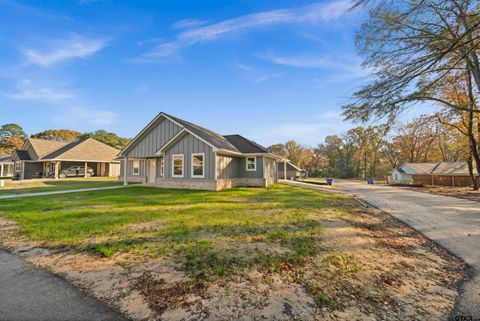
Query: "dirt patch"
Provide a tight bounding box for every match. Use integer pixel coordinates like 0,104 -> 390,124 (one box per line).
0,205 -> 467,321
401,185 -> 480,203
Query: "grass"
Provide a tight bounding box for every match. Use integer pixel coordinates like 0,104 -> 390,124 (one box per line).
0,184 -> 353,282
0,177 -> 122,195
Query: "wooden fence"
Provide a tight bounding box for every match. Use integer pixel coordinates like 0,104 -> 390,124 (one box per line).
412,174 -> 480,187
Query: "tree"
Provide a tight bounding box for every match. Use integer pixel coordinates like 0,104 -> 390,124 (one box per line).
267,143 -> 288,158
31,129 -> 81,142
0,124 -> 26,139
81,130 -> 130,149
344,0 -> 480,122
393,117 -> 439,163
0,123 -> 26,154
343,0 -> 480,189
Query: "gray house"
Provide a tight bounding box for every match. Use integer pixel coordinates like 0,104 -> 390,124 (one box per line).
118,112 -> 283,190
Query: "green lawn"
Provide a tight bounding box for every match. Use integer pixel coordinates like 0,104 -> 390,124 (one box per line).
0,184 -> 352,282
0,177 -> 122,195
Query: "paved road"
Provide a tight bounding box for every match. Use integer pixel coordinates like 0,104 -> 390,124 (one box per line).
0,249 -> 126,321
0,185 -> 125,200
332,180 -> 480,317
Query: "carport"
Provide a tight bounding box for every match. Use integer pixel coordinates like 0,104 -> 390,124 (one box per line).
12,137 -> 121,180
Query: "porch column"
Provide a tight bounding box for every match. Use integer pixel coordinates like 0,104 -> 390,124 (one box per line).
0,164 -> 4,177
20,162 -> 24,180
54,161 -> 59,179
84,162 -> 88,178
283,160 -> 287,180
123,157 -> 128,186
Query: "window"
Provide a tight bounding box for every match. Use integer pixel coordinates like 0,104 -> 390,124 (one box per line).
172,154 -> 184,178
246,157 -> 256,171
132,160 -> 140,176
15,161 -> 21,172
160,157 -> 164,177
191,153 -> 204,178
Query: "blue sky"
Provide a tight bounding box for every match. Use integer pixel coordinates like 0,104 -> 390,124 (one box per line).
0,0 -> 373,146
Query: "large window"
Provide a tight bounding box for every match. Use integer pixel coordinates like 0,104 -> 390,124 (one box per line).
172,154 -> 184,178
15,161 -> 21,172
132,160 -> 140,176
191,153 -> 204,178
246,157 -> 256,171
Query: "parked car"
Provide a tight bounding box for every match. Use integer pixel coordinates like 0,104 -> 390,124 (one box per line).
49,166 -> 95,178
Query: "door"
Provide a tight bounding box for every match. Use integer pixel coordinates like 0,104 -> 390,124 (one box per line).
148,159 -> 156,183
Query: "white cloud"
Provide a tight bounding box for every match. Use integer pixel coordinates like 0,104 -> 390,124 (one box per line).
2,81 -> 74,103
133,0 -> 353,62
233,62 -> 281,84
172,18 -> 209,30
53,107 -> 118,127
22,34 -> 108,67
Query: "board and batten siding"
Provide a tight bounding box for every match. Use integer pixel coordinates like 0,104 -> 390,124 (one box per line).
125,118 -> 181,158
164,133 -> 215,180
216,155 -> 239,179
237,156 -> 264,178
264,157 -> 277,185
120,159 -> 146,177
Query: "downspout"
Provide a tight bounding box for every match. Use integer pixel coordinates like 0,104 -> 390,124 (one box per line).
123,157 -> 128,186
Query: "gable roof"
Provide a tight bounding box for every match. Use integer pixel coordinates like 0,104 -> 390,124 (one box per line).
402,163 -> 438,174
14,137 -> 119,162
401,161 -> 478,175
119,112 -> 279,158
392,167 -> 406,174
223,135 -> 269,154
163,113 -> 240,153
42,138 -> 120,161
12,150 -> 31,161
28,138 -> 69,159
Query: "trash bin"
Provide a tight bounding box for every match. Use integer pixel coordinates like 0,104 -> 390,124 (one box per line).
326,178 -> 333,186
367,178 -> 374,185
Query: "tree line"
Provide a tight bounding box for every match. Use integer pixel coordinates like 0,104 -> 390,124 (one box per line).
268,112 -> 472,180
0,123 -> 130,155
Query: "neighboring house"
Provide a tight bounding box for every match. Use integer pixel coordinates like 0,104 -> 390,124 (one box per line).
118,112 -> 283,190
12,138 -> 121,180
391,162 -> 479,187
390,163 -> 438,184
278,161 -> 305,180
0,155 -> 14,177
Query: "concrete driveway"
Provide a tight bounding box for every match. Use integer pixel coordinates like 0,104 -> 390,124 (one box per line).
0,248 -> 126,321
333,180 -> 480,317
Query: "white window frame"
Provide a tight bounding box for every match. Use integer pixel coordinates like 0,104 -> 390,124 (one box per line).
191,153 -> 205,179
172,154 -> 184,178
246,157 -> 256,171
160,157 -> 164,177
15,161 -> 21,172
132,160 -> 140,176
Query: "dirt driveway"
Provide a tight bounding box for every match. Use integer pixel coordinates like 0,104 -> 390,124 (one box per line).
333,179 -> 480,317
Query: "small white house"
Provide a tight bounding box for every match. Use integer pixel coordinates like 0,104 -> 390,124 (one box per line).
390,163 -> 438,184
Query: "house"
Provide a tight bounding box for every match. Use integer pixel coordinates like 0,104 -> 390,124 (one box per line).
12,137 -> 121,180
0,155 -> 14,177
278,161 -> 305,180
391,162 -> 479,187
390,163 -> 438,184
118,112 -> 284,190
